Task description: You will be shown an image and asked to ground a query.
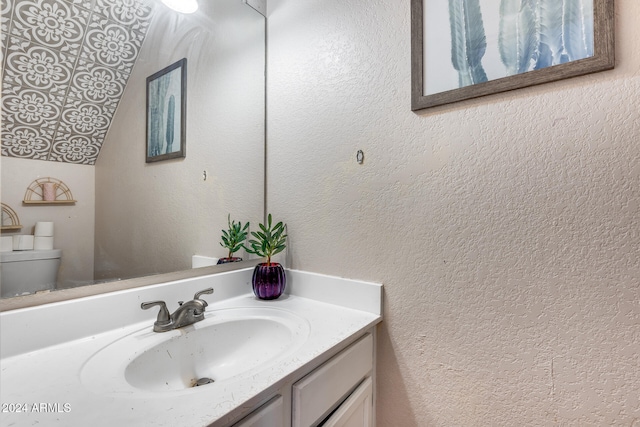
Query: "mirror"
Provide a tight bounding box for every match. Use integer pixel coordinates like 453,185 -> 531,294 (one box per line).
0,0 -> 266,301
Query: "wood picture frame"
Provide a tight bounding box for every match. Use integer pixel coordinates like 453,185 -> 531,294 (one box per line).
411,0 -> 615,111
146,58 -> 187,162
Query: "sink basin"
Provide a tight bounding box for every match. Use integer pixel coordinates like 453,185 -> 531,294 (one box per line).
81,307 -> 310,395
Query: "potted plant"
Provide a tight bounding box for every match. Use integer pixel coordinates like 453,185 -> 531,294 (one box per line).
217,214 -> 250,264
244,214 -> 287,299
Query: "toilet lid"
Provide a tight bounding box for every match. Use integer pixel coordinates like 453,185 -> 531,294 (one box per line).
0,249 -> 62,262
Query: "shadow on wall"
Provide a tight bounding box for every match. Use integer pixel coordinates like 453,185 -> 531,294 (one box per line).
376,319 -> 427,427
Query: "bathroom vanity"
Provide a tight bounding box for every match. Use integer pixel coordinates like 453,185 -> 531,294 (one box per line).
0,268 -> 382,426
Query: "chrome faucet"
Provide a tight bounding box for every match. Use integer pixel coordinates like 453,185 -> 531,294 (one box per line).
141,288 -> 214,332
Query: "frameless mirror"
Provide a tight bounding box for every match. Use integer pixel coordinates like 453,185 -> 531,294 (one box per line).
0,0 -> 266,302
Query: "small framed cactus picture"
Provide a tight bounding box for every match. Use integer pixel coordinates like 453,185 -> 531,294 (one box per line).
146,58 -> 187,163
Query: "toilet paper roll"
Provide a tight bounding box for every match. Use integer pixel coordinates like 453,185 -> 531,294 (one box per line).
0,236 -> 13,252
34,236 -> 54,250
13,235 -> 34,251
34,221 -> 54,236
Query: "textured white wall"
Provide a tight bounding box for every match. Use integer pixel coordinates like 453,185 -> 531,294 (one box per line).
267,1 -> 640,425
95,0 -> 265,280
0,158 -> 95,288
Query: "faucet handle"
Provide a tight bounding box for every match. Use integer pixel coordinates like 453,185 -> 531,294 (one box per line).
194,287 -> 214,302
141,300 -> 171,324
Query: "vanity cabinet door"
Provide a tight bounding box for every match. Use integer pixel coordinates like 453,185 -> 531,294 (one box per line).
233,395 -> 284,427
292,334 -> 373,427
321,377 -> 373,427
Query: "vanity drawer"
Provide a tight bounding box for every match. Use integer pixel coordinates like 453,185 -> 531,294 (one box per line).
292,333 -> 373,427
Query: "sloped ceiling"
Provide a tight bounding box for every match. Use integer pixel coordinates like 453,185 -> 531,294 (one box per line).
1,0 -> 154,164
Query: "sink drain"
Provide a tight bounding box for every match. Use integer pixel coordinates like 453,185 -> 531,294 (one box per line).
193,377 -> 215,387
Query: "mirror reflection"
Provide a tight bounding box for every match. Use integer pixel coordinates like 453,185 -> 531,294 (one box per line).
0,0 -> 266,299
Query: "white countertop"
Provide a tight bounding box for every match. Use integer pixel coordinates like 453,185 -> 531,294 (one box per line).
0,269 -> 382,427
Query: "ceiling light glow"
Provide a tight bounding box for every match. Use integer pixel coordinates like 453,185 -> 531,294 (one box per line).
161,0 -> 198,14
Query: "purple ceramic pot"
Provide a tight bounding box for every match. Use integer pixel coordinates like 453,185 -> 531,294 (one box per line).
252,263 -> 286,300
217,257 -> 243,264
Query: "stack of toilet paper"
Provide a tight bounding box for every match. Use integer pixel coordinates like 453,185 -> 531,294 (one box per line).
1,222 -> 55,252
34,222 -> 54,250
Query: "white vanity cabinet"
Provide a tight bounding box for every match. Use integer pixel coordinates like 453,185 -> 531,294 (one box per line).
232,332 -> 375,427
293,333 -> 374,427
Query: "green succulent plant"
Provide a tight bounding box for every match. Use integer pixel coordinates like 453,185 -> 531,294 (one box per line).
245,214 -> 287,265
219,214 -> 250,259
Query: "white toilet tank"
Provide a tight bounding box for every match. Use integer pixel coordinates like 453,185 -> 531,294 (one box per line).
0,249 -> 62,298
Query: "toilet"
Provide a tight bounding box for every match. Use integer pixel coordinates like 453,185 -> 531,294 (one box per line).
0,249 -> 62,298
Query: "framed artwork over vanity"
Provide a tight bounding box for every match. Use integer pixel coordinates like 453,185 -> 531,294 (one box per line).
146,58 -> 187,162
411,0 -> 615,111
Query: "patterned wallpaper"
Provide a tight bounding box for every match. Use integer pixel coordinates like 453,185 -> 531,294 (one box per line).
0,0 -> 154,164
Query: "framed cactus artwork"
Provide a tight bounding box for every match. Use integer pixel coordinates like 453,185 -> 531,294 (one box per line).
146,58 -> 187,162
411,0 -> 614,111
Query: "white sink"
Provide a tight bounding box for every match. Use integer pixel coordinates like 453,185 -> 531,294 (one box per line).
81,307 -> 310,395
